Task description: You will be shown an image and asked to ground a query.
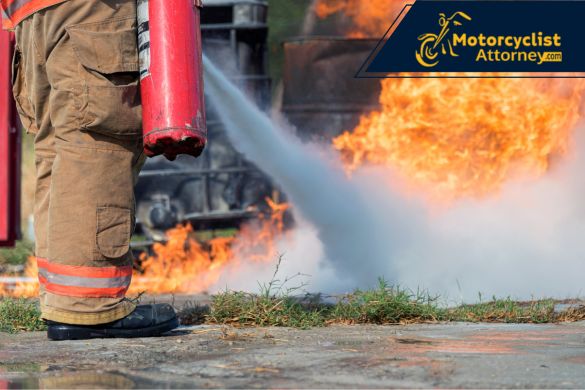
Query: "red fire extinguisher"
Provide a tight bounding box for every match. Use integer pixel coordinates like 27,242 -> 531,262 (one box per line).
138,0 -> 207,161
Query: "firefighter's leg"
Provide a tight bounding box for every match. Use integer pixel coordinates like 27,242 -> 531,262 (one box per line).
25,0 -> 143,325
13,17 -> 54,306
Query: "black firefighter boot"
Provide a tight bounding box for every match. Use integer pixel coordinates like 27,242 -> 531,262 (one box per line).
46,303 -> 179,340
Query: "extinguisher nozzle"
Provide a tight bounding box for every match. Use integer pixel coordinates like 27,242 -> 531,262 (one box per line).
143,129 -> 207,161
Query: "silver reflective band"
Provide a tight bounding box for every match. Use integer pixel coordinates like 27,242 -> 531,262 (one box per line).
38,268 -> 132,289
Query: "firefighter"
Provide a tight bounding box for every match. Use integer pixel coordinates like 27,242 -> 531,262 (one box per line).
0,0 -> 194,340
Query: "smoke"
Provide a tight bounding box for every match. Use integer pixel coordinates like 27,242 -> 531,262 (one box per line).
203,55 -> 422,293
204,56 -> 585,302
407,146 -> 585,303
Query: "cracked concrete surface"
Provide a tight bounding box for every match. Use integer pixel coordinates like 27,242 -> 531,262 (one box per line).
1,322 -> 585,388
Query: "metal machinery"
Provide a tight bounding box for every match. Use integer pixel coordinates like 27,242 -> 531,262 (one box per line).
282,38 -> 381,143
0,30 -> 20,248
135,0 -> 273,242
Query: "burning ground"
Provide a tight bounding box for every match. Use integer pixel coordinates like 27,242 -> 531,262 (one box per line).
0,199 -> 290,298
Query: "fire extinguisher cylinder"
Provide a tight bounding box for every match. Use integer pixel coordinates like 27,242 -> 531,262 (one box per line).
138,0 -> 207,161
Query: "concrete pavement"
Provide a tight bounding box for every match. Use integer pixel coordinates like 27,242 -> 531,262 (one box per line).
1,321 -> 585,388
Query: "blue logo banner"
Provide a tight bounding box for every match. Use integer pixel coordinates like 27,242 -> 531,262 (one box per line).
358,1 -> 585,77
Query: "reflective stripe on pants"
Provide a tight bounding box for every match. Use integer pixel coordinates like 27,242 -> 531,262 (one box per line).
37,258 -> 132,298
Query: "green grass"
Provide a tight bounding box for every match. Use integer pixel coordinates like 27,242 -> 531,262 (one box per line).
206,279 -> 444,328
447,297 -> 557,323
207,255 -> 326,328
0,239 -> 33,266
0,298 -> 46,333
208,290 -> 326,328
205,285 -> 583,328
2,289 -> 583,333
198,259 -> 584,327
328,280 -> 446,324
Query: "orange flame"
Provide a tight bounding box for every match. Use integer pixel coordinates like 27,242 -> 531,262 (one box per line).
0,200 -> 289,297
129,199 -> 289,295
16,258 -> 39,297
315,0 -> 408,38
334,77 -> 585,199
0,256 -> 39,298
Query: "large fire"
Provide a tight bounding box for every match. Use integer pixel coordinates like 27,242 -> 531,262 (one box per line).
334,77 -> 585,198
0,200 -> 289,297
129,199 -> 289,295
317,1 -> 585,199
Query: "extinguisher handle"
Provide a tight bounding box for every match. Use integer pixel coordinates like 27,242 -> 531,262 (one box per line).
194,0 -> 203,7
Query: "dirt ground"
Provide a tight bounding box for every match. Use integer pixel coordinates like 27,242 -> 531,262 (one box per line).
1,321 -> 585,389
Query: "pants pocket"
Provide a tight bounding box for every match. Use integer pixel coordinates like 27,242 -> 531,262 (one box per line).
67,17 -> 142,138
11,48 -> 37,133
96,206 -> 132,259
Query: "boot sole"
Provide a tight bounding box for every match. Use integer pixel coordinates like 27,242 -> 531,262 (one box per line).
47,317 -> 179,341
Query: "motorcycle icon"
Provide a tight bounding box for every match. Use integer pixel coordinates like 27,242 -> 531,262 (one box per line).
415,11 -> 472,67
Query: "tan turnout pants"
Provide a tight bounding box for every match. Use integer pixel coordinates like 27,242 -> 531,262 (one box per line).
12,0 -> 144,324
